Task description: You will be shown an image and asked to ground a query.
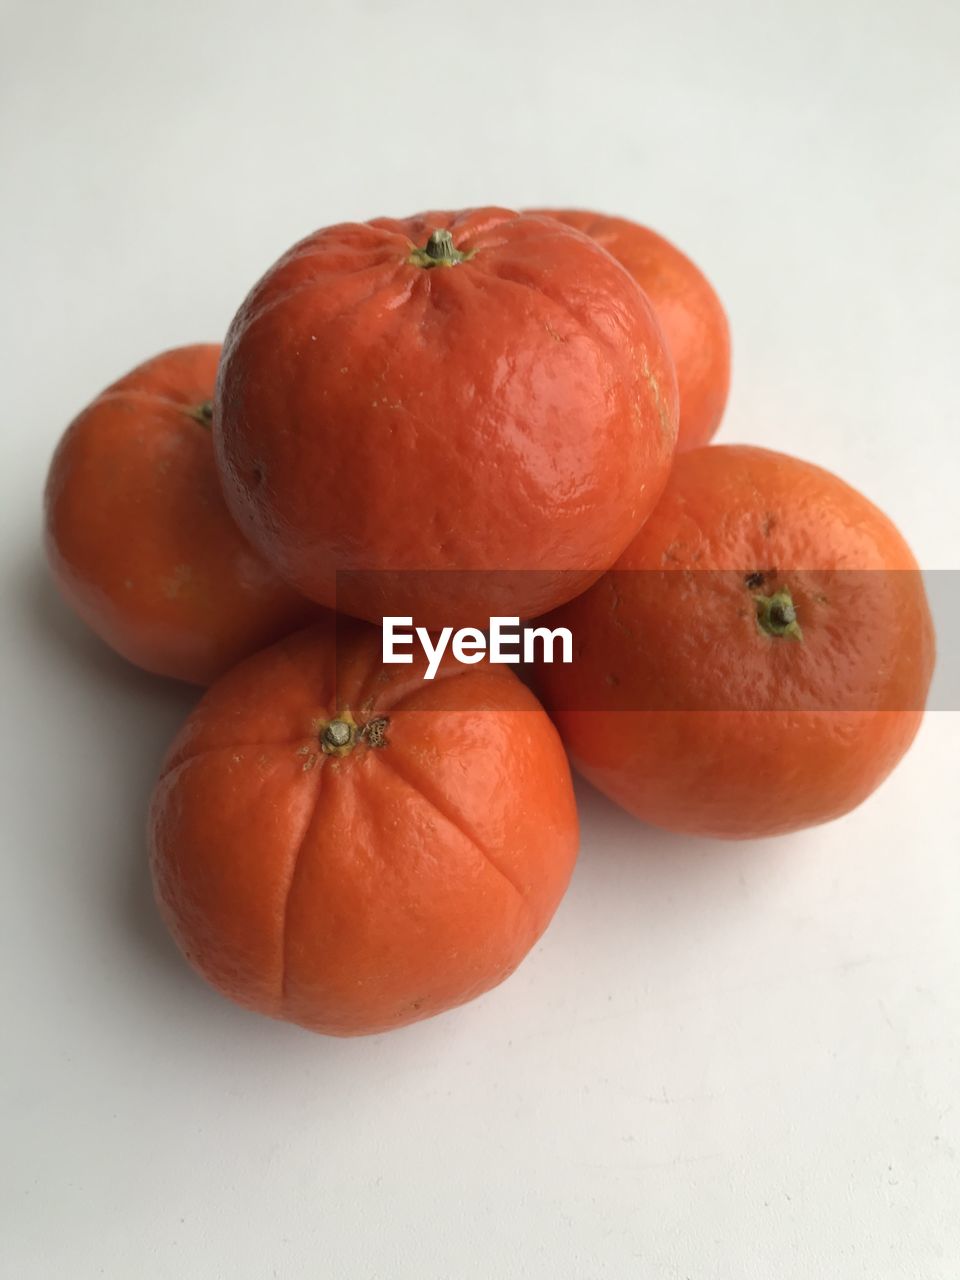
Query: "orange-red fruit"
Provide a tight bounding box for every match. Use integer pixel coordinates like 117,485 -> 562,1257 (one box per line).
214,208 -> 679,628
535,446 -> 935,839
149,617 -> 580,1035
44,345 -> 316,685
530,209 -> 730,451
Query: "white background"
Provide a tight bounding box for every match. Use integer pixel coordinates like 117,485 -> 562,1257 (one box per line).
2,1 -> 959,1276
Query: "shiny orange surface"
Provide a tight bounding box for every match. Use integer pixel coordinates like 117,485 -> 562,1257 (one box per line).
536,446 -> 935,838
214,208 -> 678,627
531,209 -> 730,450
149,617 -> 580,1035
44,345 -> 316,684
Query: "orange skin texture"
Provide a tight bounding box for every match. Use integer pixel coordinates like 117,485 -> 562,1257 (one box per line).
214,207 -> 678,628
44,345 -> 316,685
529,209 -> 731,451
535,446 -> 935,839
149,617 -> 580,1036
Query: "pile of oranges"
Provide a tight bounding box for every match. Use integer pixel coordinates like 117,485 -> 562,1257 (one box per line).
44,207 -> 935,1037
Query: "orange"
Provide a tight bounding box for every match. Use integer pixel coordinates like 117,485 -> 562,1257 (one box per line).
44,345 -> 315,683
535,446 -> 935,838
149,616 -> 580,1035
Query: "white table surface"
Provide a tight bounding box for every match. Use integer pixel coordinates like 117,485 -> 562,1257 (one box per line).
2,2 -> 958,1276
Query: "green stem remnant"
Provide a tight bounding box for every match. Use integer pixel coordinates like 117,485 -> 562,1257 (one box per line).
408,228 -> 476,269
188,401 -> 214,428
754,585 -> 803,641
